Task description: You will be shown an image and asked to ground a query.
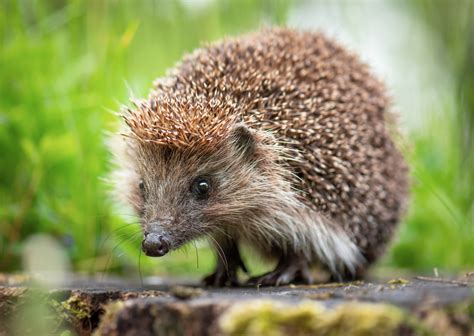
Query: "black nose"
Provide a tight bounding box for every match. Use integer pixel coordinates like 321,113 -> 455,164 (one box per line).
142,233 -> 170,257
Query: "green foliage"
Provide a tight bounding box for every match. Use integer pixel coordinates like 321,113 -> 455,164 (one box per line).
0,0 -> 471,276
387,0 -> 474,271
389,111 -> 474,269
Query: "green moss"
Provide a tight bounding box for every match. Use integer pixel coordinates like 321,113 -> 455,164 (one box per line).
219,300 -> 421,336
220,301 -> 321,335
61,294 -> 92,321
49,293 -> 96,334
387,278 -> 410,285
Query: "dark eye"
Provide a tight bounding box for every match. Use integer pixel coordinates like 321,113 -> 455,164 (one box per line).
139,179 -> 145,193
191,177 -> 211,199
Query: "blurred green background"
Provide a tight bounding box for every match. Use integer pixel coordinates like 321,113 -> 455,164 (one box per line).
0,0 -> 472,279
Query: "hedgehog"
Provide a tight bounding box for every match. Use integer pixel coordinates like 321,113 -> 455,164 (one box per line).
110,28 -> 409,286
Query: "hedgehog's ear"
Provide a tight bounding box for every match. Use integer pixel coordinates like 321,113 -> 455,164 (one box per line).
230,124 -> 257,159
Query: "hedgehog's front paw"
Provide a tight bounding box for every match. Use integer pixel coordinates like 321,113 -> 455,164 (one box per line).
203,242 -> 248,287
203,262 -> 240,287
247,257 -> 313,287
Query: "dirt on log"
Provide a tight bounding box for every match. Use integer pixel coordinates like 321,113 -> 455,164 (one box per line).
0,274 -> 473,335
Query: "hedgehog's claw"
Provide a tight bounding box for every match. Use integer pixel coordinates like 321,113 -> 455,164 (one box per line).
202,240 -> 247,287
203,263 -> 240,287
247,257 -> 313,287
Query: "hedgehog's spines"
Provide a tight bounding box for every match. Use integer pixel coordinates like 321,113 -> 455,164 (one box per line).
116,27 -> 409,278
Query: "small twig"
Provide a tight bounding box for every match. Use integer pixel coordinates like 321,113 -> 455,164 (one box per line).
414,276 -> 470,286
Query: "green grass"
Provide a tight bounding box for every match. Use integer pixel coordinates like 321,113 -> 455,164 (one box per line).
388,108 -> 474,270
0,0 -> 472,278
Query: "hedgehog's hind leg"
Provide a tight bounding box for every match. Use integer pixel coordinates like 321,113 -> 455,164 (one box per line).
247,255 -> 313,287
203,238 -> 248,287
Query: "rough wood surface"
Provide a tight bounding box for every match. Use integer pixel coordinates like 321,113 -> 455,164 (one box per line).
0,274 -> 472,335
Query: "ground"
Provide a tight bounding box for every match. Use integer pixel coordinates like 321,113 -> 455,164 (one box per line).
0,274 -> 472,335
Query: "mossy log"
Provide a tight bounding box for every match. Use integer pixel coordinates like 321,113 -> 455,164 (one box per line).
0,275 -> 472,335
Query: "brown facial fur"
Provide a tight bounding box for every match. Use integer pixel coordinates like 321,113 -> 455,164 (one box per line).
112,28 -> 409,278
124,125 -> 291,252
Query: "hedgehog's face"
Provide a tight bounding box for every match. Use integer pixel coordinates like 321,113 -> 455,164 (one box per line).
130,125 -> 276,257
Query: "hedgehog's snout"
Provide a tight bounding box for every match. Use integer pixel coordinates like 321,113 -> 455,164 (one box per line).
142,232 -> 171,257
